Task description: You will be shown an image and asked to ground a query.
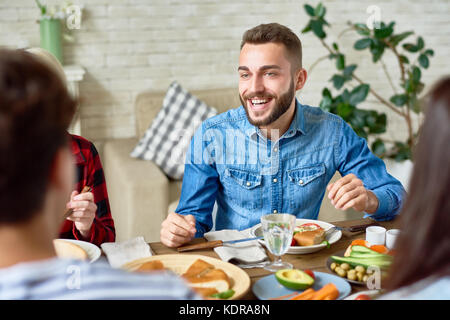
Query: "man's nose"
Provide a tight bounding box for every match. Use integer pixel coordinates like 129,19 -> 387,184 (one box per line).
249,75 -> 265,95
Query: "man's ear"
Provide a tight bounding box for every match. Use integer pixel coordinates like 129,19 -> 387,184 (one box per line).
295,68 -> 308,91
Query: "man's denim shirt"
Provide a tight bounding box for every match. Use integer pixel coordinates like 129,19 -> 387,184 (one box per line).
176,100 -> 405,237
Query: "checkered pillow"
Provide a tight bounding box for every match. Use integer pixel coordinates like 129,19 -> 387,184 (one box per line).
130,81 -> 217,179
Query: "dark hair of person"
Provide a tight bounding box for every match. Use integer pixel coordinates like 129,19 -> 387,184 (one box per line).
385,77 -> 450,291
0,49 -> 76,223
240,23 -> 303,71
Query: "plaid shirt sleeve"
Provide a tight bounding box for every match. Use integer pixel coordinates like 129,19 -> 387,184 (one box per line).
59,135 -> 116,246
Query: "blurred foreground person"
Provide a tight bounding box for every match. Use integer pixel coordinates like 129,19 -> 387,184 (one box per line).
379,77 -> 450,300
0,49 -> 198,300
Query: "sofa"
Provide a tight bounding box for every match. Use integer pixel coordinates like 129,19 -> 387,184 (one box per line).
103,87 -> 362,242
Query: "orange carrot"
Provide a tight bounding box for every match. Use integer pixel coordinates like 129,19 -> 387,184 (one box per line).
370,244 -> 388,254
311,283 -> 339,300
351,239 -> 369,247
290,288 -> 315,300
270,292 -> 299,300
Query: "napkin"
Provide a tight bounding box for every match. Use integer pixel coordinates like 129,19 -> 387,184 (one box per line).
101,236 -> 152,268
204,228 -> 269,268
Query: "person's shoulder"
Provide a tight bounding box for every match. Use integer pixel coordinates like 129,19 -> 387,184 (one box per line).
71,134 -> 99,157
301,103 -> 342,124
202,106 -> 247,130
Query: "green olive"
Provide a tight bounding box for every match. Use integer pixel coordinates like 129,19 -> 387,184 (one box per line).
330,262 -> 337,271
335,267 -> 347,278
355,265 -> 366,274
347,272 -> 357,281
340,263 -> 351,271
362,275 -> 369,282
356,271 -> 364,282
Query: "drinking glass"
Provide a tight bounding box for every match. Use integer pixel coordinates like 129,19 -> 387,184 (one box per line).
261,213 -> 296,272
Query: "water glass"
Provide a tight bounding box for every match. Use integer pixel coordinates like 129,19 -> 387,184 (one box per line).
261,213 -> 296,272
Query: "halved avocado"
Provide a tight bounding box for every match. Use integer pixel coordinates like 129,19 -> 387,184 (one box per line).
275,269 -> 315,290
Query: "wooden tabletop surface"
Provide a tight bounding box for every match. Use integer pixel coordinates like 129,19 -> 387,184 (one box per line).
149,218 -> 399,300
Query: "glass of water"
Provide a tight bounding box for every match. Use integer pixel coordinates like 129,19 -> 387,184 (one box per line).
261,213 -> 296,272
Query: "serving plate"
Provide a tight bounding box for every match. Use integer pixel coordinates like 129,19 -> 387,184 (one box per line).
122,254 -> 251,300
249,218 -> 342,254
252,272 -> 351,300
56,239 -> 101,263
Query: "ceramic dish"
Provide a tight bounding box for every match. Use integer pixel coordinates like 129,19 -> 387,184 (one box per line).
252,271 -> 351,300
249,218 -> 342,254
57,239 -> 101,263
122,254 -> 251,300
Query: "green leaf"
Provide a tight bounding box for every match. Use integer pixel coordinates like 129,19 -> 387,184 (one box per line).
319,95 -> 333,111
389,31 -> 414,46
370,40 -> 385,62
337,102 -> 354,119
408,95 -> 422,114
412,66 -> 421,83
332,42 -> 339,51
369,113 -> 387,134
304,4 -> 315,16
374,25 -> 394,39
354,38 -> 372,50
354,23 -> 370,36
302,22 -> 312,34
343,64 -> 357,77
336,54 -> 345,70
417,37 -> 425,50
331,74 -> 345,90
390,94 -> 408,107
311,20 -> 326,39
402,43 -> 419,53
372,139 -> 386,157
322,87 -> 332,99
314,3 -> 326,17
424,49 -> 434,56
399,55 -> 410,64
349,84 -> 370,105
418,54 -> 429,69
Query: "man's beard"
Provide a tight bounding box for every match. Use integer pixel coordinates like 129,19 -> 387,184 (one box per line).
240,79 -> 295,127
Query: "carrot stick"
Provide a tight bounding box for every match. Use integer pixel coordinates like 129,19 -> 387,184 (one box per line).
290,288 -> 316,300
311,283 -> 339,300
270,292 -> 299,300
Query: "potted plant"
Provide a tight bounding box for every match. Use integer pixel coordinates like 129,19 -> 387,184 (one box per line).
301,3 -> 434,189
35,0 -> 82,64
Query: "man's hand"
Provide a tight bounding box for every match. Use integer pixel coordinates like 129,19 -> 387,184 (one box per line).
327,173 -> 379,213
66,190 -> 97,239
160,212 -> 196,248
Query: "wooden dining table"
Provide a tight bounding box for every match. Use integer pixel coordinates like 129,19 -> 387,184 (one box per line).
148,218 -> 399,300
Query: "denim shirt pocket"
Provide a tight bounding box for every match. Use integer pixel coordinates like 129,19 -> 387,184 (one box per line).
223,168 -> 263,210
287,163 -> 326,210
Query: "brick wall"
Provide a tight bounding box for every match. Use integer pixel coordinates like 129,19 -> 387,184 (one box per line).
1,0 -> 449,144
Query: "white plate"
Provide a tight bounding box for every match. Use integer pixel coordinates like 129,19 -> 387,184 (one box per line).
56,239 -> 101,263
345,290 -> 382,300
249,218 -> 342,254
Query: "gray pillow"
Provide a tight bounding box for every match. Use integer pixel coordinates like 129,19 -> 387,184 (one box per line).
131,81 -> 217,179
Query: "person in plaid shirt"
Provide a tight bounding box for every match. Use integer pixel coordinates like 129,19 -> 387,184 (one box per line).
26,48 -> 115,246
59,134 -> 116,245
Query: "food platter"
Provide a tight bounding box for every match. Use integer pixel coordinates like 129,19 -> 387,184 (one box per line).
252,272 -> 351,300
249,218 -> 342,254
326,251 -> 366,286
122,254 -> 251,300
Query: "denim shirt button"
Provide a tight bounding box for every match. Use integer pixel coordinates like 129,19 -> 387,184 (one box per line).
273,209 -> 278,213
246,182 -> 251,186
299,179 -> 304,185
273,178 -> 278,183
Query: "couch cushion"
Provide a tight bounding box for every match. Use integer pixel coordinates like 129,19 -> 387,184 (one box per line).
130,81 -> 217,179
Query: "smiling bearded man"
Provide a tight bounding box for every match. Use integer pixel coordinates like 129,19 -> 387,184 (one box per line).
160,23 -> 405,248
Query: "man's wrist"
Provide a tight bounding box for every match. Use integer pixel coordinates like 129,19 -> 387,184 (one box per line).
365,190 -> 379,214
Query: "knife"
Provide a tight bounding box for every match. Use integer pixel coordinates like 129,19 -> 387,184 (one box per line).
177,236 -> 264,252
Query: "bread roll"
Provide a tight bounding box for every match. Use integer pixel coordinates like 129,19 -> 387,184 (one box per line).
294,228 -> 325,246
136,260 -> 165,272
53,239 -> 88,260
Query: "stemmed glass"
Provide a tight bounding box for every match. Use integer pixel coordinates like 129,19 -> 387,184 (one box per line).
261,213 -> 296,272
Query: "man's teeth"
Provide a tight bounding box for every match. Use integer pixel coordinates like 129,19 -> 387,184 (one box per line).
251,99 -> 268,105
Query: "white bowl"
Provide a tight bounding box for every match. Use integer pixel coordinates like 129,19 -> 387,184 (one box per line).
249,218 -> 342,255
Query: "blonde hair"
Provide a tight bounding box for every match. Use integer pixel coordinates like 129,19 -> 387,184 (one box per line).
25,47 -> 67,85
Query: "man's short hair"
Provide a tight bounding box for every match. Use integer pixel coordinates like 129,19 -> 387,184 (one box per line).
0,49 -> 76,223
240,23 -> 303,70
